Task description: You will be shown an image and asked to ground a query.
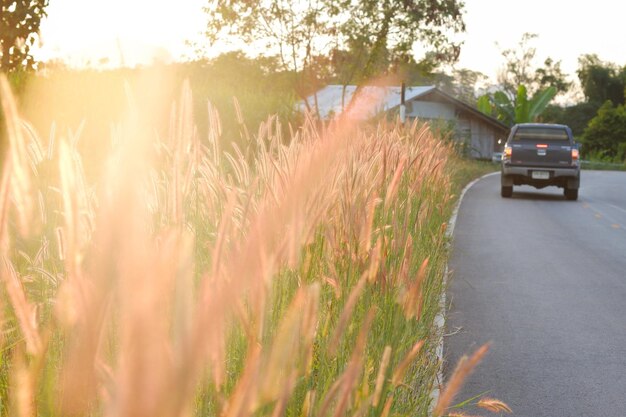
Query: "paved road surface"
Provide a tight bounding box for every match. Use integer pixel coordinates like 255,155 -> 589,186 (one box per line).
445,170 -> 626,417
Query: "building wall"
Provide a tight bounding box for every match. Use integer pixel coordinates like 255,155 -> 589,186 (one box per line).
407,99 -> 506,159
455,117 -> 505,159
408,101 -> 455,120
470,119 -> 495,158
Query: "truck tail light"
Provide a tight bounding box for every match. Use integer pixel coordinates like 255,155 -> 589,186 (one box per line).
504,146 -> 512,159
572,148 -> 579,163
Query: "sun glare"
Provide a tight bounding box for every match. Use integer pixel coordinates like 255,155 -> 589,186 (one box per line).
34,0 -> 207,67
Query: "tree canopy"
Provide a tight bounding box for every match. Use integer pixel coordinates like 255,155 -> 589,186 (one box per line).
496,32 -> 570,99
577,54 -> 625,106
204,0 -> 466,96
331,0 -> 465,81
582,101 -> 626,162
544,56 -> 626,140
0,0 -> 49,73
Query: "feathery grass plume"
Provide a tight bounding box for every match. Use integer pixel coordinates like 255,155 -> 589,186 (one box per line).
358,190 -> 379,260
397,233 -> 413,285
58,140 -> 82,276
0,75 -> 33,237
114,232 -> 180,417
329,308 -> 376,417
300,390 -> 316,417
365,237 -> 383,283
476,397 -> 512,413
57,70 -> 179,417
379,395 -> 394,417
383,157 -> 406,211
323,275 -> 341,299
372,346 -> 392,407
0,257 -> 42,356
391,340 -> 424,386
261,285 -> 320,401
232,97 -> 251,145
401,257 -> 429,319
182,82 -> 386,413
269,371 -> 297,417
433,343 -> 491,417
221,344 -> 262,417
0,157 -> 12,250
327,273 -> 367,356
0,69 -> 467,417
9,347 -> 35,417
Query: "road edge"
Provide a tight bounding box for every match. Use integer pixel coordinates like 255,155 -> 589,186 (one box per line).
429,171 -> 499,413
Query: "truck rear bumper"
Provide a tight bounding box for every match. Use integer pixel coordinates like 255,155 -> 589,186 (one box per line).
501,165 -> 580,189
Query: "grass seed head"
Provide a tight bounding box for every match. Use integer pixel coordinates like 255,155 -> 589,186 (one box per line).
433,343 -> 491,417
476,397 -> 512,413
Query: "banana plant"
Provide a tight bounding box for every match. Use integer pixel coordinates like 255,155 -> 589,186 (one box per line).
478,85 -> 557,126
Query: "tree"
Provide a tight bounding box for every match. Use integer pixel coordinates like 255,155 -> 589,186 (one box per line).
496,33 -> 538,98
447,68 -> 487,105
205,0 -> 332,103
582,101 -> 626,161
577,54 -> 625,106
496,32 -> 571,98
204,0 -> 466,99
535,57 -> 571,94
478,85 -> 557,126
0,0 -> 49,72
542,102 -> 598,138
542,56 -> 626,140
332,0 -> 465,82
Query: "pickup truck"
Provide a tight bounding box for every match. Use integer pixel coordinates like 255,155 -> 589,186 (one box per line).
501,123 -> 580,200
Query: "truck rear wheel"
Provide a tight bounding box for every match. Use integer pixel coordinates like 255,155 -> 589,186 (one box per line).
501,185 -> 513,198
564,187 -> 578,201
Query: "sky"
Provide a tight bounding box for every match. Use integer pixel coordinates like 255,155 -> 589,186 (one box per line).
33,0 -> 626,83
457,0 -> 626,81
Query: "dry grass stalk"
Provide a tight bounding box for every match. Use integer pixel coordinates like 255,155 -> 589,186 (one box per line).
433,343 -> 491,417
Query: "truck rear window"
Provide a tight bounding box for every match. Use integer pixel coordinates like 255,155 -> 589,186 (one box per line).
513,127 -> 569,141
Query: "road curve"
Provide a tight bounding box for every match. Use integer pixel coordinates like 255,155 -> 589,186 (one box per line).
444,170 -> 626,417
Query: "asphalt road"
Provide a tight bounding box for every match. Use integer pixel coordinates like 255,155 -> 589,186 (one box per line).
444,170 -> 626,417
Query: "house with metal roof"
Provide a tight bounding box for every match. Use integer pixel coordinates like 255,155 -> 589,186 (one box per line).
301,85 -> 509,159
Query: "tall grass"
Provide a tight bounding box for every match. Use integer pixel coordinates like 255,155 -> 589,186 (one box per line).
15,59 -> 298,179
1,72 -> 489,417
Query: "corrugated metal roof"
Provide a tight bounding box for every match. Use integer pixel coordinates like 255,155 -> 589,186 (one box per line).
300,85 -> 436,120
